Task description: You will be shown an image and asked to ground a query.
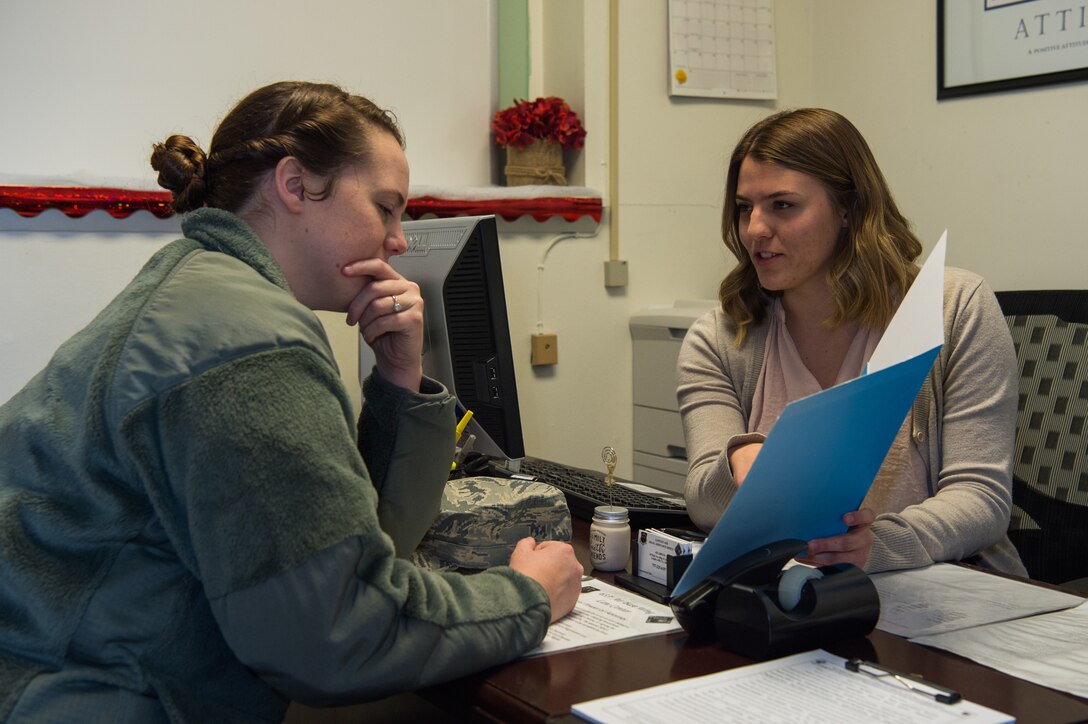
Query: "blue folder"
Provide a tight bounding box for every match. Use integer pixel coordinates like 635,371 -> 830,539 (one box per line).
672,345 -> 940,597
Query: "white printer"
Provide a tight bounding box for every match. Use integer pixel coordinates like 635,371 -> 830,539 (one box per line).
629,300 -> 717,494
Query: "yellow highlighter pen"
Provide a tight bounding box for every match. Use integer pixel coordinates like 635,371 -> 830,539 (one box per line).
455,410 -> 474,443
451,409 -> 474,472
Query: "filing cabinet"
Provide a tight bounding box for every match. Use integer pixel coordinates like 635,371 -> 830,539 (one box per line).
629,300 -> 716,494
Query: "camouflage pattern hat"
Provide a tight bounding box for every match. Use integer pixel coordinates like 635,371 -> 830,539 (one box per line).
411,476 -> 572,571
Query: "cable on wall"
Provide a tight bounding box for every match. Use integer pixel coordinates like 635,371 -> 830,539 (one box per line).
536,230 -> 599,332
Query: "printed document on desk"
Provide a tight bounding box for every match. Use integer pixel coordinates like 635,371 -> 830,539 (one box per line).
871,563 -> 1084,638
911,599 -> 1088,699
522,577 -> 682,657
672,233 -> 948,597
572,649 -> 1012,723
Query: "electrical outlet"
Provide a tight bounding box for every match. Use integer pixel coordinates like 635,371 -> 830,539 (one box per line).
531,333 -> 558,366
604,259 -> 628,288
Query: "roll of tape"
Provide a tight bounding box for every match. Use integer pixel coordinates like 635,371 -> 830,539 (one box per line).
777,565 -> 824,612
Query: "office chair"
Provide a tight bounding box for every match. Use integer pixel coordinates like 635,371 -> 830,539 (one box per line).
994,290 -> 1088,591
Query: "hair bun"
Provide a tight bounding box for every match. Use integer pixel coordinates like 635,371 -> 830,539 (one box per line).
150,134 -> 208,213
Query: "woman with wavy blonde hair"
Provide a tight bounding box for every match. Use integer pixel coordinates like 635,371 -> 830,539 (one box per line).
719,108 -> 921,343
680,108 -> 1026,577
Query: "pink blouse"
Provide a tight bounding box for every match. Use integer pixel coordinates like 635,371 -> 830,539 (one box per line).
749,299 -> 929,516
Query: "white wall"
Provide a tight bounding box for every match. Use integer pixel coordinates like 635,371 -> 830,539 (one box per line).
0,0 -> 498,406
0,0 -> 497,187
806,1 -> 1088,291
0,213 -> 178,404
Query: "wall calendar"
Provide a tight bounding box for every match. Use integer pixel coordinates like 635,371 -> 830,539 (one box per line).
667,0 -> 778,99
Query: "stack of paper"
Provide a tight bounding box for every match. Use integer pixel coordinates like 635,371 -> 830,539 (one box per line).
523,577 -> 682,658
872,563 -> 1088,698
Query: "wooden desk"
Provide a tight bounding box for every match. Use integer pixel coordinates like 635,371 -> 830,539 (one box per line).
419,518 -> 1088,724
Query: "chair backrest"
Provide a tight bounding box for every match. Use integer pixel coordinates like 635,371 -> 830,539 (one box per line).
994,290 -> 1088,585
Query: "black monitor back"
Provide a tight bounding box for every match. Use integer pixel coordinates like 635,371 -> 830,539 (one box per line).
359,215 -> 525,460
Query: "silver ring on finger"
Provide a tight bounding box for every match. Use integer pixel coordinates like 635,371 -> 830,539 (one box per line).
391,295 -> 403,313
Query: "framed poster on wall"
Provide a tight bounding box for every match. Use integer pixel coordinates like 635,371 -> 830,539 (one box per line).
938,0 -> 1088,99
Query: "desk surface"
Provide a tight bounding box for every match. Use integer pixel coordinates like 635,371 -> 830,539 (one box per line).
419,517 -> 1088,724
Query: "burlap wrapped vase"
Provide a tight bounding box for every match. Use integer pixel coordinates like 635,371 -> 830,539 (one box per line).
504,140 -> 566,186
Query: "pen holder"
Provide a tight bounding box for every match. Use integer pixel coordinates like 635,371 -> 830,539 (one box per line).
670,539 -> 880,660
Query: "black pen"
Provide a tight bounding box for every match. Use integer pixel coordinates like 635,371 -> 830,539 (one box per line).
845,658 -> 962,704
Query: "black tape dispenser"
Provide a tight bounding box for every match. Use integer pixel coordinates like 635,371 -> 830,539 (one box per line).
669,539 -> 880,659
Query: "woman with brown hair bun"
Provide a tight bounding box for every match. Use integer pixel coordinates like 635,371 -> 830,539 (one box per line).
0,81 -> 581,722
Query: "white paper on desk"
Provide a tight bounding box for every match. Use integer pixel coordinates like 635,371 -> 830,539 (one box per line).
871,563 -> 1084,637
571,649 -> 1012,724
672,234 -> 947,597
616,481 -> 685,503
912,600 -> 1088,699
522,578 -> 682,657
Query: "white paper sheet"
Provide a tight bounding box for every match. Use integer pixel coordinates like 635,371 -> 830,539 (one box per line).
911,600 -> 1088,699
866,231 -> 947,373
571,649 -> 1012,723
870,563 -> 1083,637
522,577 -> 682,657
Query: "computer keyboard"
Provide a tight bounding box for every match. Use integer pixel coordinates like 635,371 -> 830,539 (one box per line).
515,456 -> 693,531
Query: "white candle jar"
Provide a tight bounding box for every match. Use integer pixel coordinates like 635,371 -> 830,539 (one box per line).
589,505 -> 631,572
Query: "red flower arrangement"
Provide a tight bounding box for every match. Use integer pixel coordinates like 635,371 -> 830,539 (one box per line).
492,96 -> 587,149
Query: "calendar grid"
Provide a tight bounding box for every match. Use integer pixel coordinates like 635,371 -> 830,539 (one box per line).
668,0 -> 778,99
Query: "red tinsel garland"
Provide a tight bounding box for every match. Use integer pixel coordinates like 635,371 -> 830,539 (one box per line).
0,186 -> 174,219
0,186 -> 602,224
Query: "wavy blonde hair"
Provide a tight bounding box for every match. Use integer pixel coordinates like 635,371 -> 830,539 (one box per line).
719,108 -> 922,344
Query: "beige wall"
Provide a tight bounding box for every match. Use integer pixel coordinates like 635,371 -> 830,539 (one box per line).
496,0 -> 1087,478
479,1 -> 819,476
4,1 -> 1085,478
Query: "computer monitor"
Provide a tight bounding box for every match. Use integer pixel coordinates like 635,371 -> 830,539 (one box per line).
358,215 -> 525,460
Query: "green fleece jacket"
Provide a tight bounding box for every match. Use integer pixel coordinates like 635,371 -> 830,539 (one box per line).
0,209 -> 550,723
